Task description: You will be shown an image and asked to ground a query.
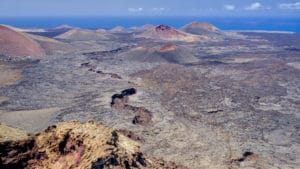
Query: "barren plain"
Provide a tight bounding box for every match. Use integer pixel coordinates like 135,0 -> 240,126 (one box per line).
0,23 -> 299,168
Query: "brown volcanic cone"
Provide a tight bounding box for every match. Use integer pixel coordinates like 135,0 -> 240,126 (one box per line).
137,24 -> 201,42
180,21 -> 220,35
122,44 -> 198,64
154,25 -> 187,38
0,25 -> 45,56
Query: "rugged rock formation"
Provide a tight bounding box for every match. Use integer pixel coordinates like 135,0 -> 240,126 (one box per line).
111,88 -> 137,107
0,123 -> 28,142
111,89 -> 153,126
0,121 -> 184,169
128,105 -> 152,126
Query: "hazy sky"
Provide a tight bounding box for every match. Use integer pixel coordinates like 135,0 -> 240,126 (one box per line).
0,0 -> 300,17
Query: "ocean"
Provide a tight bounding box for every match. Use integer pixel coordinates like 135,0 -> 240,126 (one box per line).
0,16 -> 299,32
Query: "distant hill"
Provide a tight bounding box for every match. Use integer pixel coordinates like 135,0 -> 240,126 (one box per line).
136,24 -> 202,42
180,21 -> 221,35
0,25 -> 45,56
53,24 -> 73,30
55,28 -> 110,41
131,24 -> 155,33
109,26 -> 126,33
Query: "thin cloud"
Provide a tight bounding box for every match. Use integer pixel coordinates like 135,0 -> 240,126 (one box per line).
152,7 -> 166,11
279,2 -> 300,10
128,7 -> 143,12
265,6 -> 272,10
224,4 -> 235,11
245,2 -> 262,10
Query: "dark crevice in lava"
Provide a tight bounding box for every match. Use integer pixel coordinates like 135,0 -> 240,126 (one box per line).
111,88 -> 152,125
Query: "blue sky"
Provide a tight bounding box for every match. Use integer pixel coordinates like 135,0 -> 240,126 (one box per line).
0,0 -> 300,17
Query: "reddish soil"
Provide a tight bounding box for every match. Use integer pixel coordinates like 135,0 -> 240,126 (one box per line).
0,25 -> 45,56
159,44 -> 177,52
154,25 -> 187,38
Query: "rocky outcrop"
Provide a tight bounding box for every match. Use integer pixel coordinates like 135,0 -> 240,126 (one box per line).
128,105 -> 152,126
0,121 -> 184,169
111,88 -> 137,108
0,123 -> 28,142
111,89 -> 153,126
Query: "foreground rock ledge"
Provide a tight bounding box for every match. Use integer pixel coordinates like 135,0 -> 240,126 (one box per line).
0,121 -> 184,169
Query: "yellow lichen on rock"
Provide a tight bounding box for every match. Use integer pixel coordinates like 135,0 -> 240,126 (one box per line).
0,123 -> 28,142
0,121 -> 184,169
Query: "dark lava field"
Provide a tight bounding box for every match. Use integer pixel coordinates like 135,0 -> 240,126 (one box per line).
0,23 -> 299,168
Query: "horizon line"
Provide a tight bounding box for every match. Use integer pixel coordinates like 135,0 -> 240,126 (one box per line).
0,15 -> 299,18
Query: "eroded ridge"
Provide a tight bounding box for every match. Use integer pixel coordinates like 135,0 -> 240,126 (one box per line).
0,121 -> 185,169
